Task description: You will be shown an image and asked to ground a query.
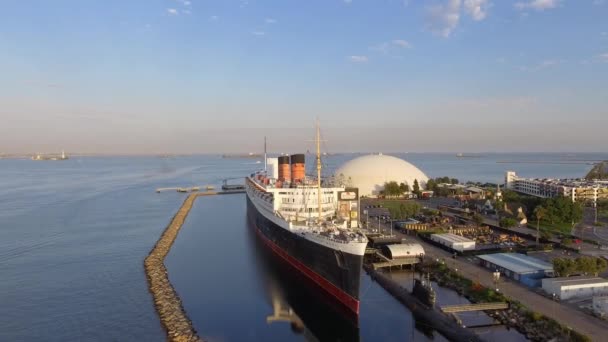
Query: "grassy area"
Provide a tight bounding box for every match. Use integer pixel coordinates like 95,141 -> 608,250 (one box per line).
532,221 -> 574,235
377,200 -> 404,213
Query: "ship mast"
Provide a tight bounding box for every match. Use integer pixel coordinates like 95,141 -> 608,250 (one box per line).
316,120 -> 322,223
264,136 -> 267,173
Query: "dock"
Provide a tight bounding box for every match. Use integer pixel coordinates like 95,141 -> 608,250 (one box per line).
371,252 -> 421,270
144,190 -> 244,342
440,302 -> 509,313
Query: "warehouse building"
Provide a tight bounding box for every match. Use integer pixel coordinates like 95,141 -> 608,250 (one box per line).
542,276 -> 608,300
477,253 -> 554,287
430,233 -> 476,252
593,296 -> 608,319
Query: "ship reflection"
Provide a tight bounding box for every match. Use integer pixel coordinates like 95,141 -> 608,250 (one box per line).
249,222 -> 360,342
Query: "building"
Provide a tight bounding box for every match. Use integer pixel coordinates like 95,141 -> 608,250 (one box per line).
430,233 -> 476,252
593,296 -> 608,319
542,276 -> 608,300
477,253 -> 554,287
505,171 -> 608,204
382,243 -> 425,260
334,154 -> 429,197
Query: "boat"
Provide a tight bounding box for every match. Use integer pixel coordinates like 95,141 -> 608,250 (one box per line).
31,150 -> 69,161
245,123 -> 368,315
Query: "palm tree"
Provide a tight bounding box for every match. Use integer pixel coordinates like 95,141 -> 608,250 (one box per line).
534,206 -> 547,245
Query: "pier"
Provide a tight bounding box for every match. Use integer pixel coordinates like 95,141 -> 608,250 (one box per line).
371,252 -> 421,270
144,191 -> 244,342
440,302 -> 509,313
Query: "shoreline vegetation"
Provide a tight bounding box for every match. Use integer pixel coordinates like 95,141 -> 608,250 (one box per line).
422,261 -> 591,342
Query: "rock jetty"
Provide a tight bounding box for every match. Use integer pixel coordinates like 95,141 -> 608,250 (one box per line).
144,193 -> 202,342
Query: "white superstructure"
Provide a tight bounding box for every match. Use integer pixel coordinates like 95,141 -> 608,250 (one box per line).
246,171 -> 367,256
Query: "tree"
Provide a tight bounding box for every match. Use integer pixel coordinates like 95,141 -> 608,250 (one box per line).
383,181 -> 401,197
500,217 -> 517,228
450,178 -> 459,185
553,258 -> 577,277
577,257 -> 597,276
472,213 -> 484,227
596,257 -> 608,276
426,179 -> 436,191
413,179 -> 420,197
399,182 -> 409,193
534,206 -> 547,245
400,202 -> 421,218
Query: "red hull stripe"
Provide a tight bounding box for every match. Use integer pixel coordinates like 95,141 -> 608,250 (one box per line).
253,223 -> 360,315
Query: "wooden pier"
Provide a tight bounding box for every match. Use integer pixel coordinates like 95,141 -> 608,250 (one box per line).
440,302 -> 509,313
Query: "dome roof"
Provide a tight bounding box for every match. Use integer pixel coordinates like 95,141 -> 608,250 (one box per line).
335,154 -> 429,197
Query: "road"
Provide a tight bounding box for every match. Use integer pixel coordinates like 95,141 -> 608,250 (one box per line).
372,220 -> 608,341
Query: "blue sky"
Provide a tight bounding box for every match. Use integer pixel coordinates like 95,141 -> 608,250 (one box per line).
1,0 -> 607,153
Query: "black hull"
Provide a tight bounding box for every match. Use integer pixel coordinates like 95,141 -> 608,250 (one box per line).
246,196 -> 363,313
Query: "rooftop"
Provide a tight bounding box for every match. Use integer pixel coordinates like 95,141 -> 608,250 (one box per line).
544,276 -> 608,287
432,233 -> 475,243
478,253 -> 553,274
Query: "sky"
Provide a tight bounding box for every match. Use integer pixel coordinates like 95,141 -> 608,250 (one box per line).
1,0 -> 607,154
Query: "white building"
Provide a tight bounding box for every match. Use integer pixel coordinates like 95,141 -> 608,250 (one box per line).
593,296 -> 608,318
505,171 -> 608,204
335,154 -> 429,197
542,276 -> 608,300
382,243 -> 425,260
430,233 -> 476,252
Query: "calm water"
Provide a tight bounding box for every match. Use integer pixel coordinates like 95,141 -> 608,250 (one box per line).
1,153 -> 605,341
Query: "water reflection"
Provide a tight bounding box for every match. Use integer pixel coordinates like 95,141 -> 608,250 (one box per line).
250,223 -> 360,342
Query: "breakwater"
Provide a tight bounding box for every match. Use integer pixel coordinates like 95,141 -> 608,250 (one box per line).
144,193 -> 203,342
364,265 -> 483,342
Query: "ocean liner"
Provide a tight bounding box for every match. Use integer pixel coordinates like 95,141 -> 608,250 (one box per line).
245,124 -> 368,314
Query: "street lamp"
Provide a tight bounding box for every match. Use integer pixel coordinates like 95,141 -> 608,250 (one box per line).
493,270 -> 501,292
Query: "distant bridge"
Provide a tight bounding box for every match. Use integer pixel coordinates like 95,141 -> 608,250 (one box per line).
440,302 -> 509,313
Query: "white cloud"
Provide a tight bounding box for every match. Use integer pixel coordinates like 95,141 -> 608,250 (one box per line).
464,0 -> 489,21
167,8 -> 179,16
598,53 -> 608,62
182,9 -> 191,15
175,0 -> 191,5
209,15 -> 219,21
392,39 -> 412,48
369,40 -> 412,55
515,0 -> 560,11
426,0 -> 462,38
349,55 -> 368,63
369,42 -> 390,54
519,59 -> 562,71
265,18 -> 277,24
539,59 -> 560,67
251,31 -> 265,36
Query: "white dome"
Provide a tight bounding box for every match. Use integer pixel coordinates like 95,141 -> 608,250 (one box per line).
335,154 -> 429,197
